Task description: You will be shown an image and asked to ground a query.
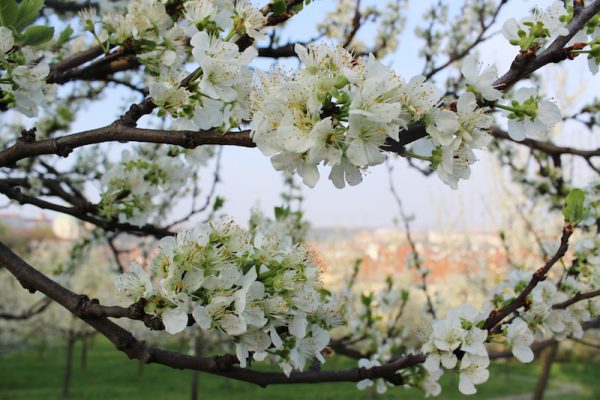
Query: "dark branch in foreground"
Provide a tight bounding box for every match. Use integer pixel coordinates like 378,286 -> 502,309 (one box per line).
44,0 -> 98,13
0,239 -> 425,386
0,127 -> 254,168
1,227 -> 599,387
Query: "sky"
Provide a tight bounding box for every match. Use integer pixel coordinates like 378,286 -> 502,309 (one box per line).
208,0 -> 600,231
8,0 -> 600,232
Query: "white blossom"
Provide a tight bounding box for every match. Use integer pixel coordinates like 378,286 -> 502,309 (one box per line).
506,318 -> 534,363
461,55 -> 502,101
458,354 -> 490,395
504,87 -> 561,141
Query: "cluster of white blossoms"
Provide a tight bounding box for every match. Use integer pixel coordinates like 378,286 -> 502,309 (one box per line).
421,304 -> 490,395
0,1 -> 57,118
492,259 -> 600,363
115,218 -> 343,374
407,54 -> 500,189
251,43 -> 444,188
421,183 -> 599,396
503,1 -> 570,51
250,40 -> 563,189
503,1 -> 599,74
422,273 -> 599,396
99,145 -> 212,225
87,0 -> 263,131
11,0 -> 586,195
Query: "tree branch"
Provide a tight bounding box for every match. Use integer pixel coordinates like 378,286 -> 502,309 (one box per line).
553,289 -> 600,310
493,0 -> 600,91
483,225 -> 573,331
0,297 -> 51,320
0,182 -> 173,238
0,126 -> 253,168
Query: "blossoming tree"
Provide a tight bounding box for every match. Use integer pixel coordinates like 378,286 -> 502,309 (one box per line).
0,0 -> 599,397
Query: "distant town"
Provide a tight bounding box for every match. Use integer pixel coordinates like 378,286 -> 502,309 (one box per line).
1,212 -> 511,289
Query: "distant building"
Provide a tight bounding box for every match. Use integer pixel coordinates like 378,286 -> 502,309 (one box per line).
310,228 -> 509,288
0,212 -> 51,231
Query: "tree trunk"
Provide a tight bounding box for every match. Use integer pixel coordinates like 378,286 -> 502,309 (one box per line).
190,371 -> 200,400
190,332 -> 203,400
531,342 -> 559,400
137,359 -> 145,378
36,340 -> 47,360
62,335 -> 76,398
80,338 -> 88,371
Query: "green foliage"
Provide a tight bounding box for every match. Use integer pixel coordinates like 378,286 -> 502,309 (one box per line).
56,25 -> 73,47
271,0 -> 287,15
401,288 -> 410,302
0,0 -> 19,27
14,0 -> 44,31
212,195 -> 225,212
0,0 -> 54,46
562,188 -> 587,225
20,24 -> 53,46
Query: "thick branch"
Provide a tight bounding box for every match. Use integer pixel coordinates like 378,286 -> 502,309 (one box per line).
0,239 -> 427,386
47,46 -> 107,83
44,0 -> 97,13
0,126 -> 253,168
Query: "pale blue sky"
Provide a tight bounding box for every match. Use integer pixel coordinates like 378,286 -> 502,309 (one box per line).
210,0 -> 599,230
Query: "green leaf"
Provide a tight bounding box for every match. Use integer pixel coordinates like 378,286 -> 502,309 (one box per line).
291,2 -> 304,13
562,188 -> 587,225
274,206 -> 288,220
271,0 -> 287,15
0,0 -> 18,27
401,289 -> 410,302
20,24 -> 53,46
360,292 -> 373,308
212,196 -> 225,212
385,275 -> 392,290
14,0 -> 45,31
57,25 -> 73,47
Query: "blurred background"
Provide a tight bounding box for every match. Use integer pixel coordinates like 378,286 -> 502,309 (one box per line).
1,0 -> 600,399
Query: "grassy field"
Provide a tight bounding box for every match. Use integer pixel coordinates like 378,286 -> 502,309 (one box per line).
1,337 -> 599,399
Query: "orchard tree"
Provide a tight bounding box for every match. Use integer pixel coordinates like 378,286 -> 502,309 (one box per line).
0,0 -> 599,397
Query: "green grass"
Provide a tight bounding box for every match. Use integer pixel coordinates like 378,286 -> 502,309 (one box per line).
0,338 -> 599,399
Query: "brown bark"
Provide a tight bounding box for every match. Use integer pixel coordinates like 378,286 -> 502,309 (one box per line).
532,342 -> 559,400
137,359 -> 145,378
62,335 -> 76,398
80,338 -> 88,371
190,332 -> 203,400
